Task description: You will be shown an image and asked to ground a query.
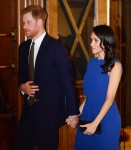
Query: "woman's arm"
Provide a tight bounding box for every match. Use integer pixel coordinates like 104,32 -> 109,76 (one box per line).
79,98 -> 86,114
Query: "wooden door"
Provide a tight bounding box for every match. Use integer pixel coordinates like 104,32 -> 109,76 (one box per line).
0,1 -> 18,150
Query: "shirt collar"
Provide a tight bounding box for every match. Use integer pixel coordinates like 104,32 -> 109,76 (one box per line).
33,32 -> 46,48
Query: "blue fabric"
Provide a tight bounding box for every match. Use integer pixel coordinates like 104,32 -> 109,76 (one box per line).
75,58 -> 121,150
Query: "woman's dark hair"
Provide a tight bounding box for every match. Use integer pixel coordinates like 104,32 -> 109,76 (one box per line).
93,25 -> 117,74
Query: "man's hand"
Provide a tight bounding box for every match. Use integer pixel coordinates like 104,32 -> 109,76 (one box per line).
66,115 -> 79,128
20,81 -> 39,96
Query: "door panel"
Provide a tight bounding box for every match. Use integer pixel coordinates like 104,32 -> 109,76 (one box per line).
0,1 -> 17,150
0,0 -> 17,113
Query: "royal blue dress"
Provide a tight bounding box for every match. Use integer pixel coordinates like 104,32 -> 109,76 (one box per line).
75,58 -> 121,150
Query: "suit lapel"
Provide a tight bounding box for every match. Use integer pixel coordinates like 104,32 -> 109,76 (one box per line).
22,39 -> 31,66
35,34 -> 50,68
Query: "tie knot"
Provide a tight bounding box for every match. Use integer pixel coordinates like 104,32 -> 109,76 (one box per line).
31,41 -> 35,47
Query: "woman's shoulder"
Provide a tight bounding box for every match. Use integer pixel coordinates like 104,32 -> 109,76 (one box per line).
113,59 -> 122,67
113,58 -> 119,62
114,61 -> 122,69
111,61 -> 122,75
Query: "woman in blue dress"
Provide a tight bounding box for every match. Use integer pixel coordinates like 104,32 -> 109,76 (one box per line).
75,25 -> 122,150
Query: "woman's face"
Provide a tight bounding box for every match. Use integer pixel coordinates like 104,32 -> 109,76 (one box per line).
90,32 -> 104,58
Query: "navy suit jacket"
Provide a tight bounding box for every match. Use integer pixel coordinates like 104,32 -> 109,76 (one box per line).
18,34 -> 79,128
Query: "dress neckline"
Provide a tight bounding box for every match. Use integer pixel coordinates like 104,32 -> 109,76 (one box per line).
94,57 -> 104,62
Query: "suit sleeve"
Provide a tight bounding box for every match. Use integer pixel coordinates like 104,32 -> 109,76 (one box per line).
18,41 -> 31,87
54,44 -> 79,116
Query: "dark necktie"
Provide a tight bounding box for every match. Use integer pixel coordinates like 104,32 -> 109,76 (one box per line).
28,41 -> 36,106
29,42 -> 35,81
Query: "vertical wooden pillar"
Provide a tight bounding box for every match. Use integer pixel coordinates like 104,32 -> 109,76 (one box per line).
46,0 -> 58,38
110,0 -> 123,125
95,0 -> 110,25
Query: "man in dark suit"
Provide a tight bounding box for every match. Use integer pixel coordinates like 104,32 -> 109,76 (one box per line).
16,5 -> 79,150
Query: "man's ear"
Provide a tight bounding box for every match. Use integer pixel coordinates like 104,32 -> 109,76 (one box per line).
37,18 -> 43,27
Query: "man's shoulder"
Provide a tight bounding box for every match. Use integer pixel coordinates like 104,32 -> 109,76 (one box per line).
18,39 -> 31,54
20,39 -> 31,45
46,34 -> 63,46
19,39 -> 31,49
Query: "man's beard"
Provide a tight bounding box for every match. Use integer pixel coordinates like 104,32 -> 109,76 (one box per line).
25,30 -> 31,38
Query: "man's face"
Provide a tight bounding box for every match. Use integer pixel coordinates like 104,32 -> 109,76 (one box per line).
22,12 -> 39,40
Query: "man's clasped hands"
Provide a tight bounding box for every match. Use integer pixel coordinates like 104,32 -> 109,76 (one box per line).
66,115 -> 79,128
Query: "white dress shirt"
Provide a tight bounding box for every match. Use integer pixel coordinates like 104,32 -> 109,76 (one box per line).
20,32 -> 46,94
30,32 -> 46,67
